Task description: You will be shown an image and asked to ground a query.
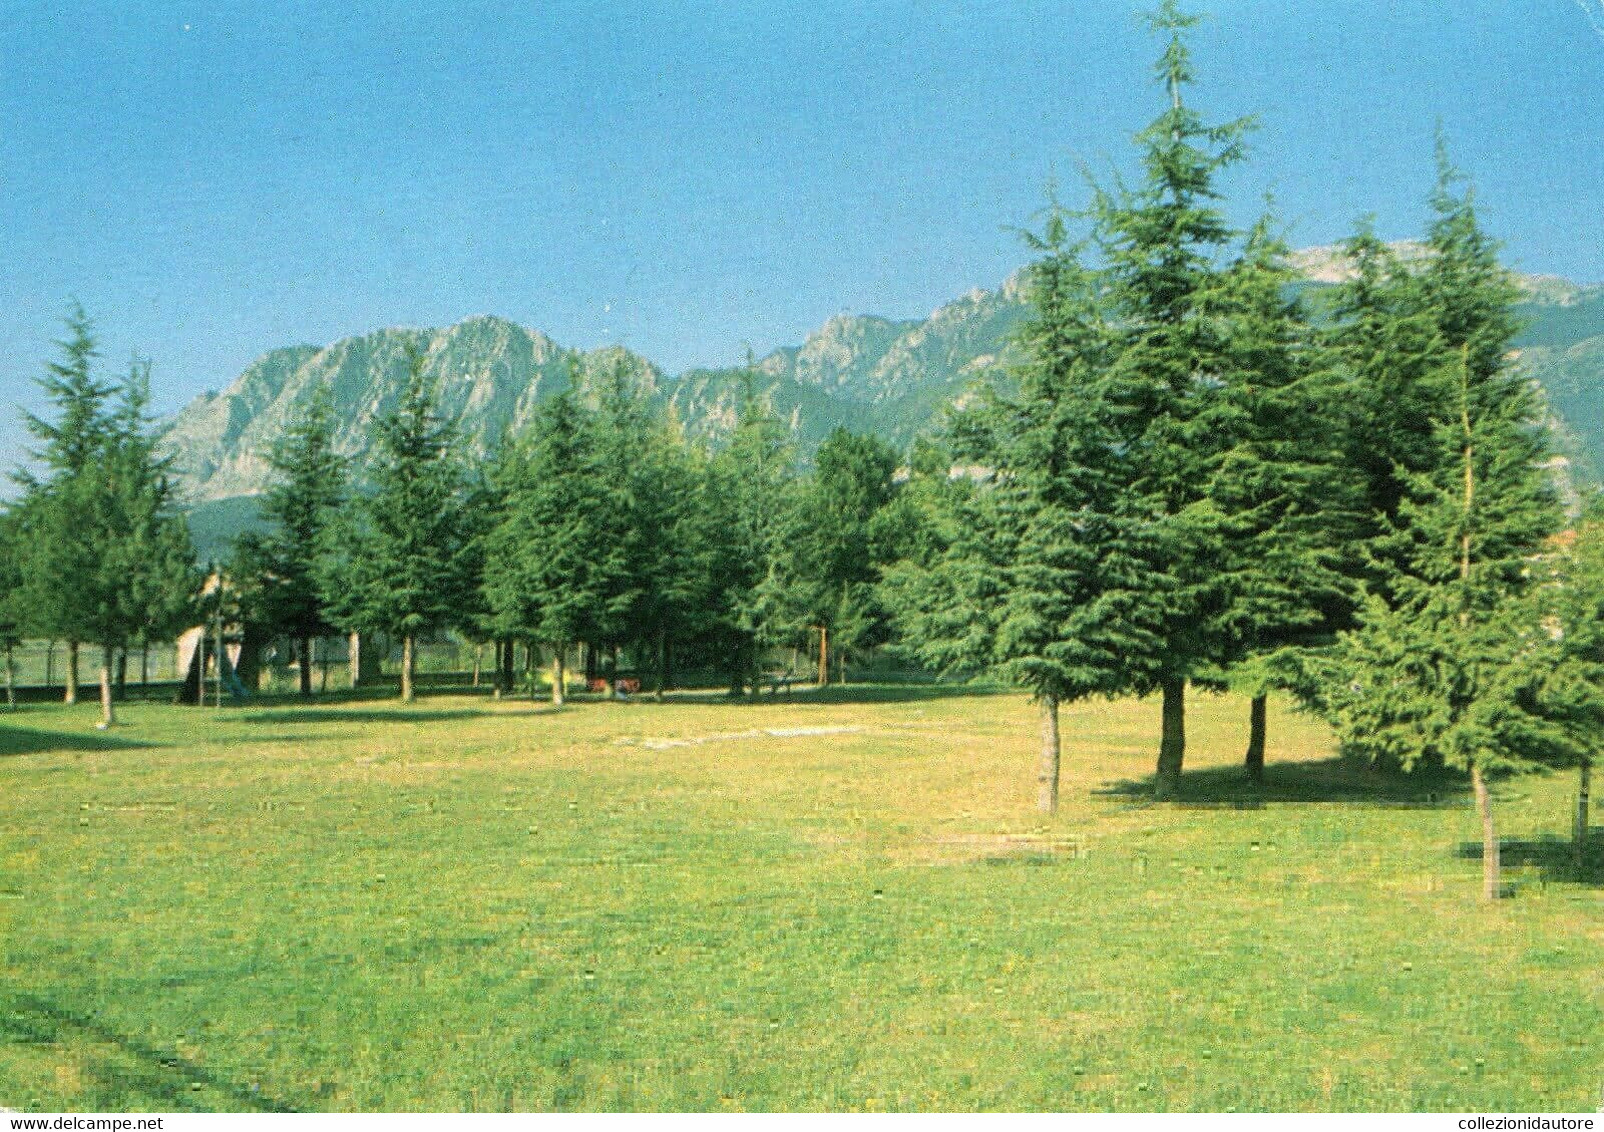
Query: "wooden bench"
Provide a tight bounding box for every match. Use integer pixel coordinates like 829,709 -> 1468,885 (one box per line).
764,671 -> 795,696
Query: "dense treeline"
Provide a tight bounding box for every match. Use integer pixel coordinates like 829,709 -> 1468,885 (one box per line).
2,1 -> 1599,900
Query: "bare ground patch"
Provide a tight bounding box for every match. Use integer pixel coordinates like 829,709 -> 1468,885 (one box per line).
613,725 -> 865,751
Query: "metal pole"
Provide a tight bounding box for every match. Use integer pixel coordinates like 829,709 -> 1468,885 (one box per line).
214,576 -> 224,710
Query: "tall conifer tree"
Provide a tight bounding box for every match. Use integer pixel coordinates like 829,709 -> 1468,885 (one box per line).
1327,153 -> 1566,900
16,303 -> 118,704
482,389 -> 616,705
703,366 -> 798,696
1209,218 -> 1362,785
240,383 -> 346,696
16,359 -> 199,726
1086,0 -> 1254,797
320,348 -> 473,703
789,427 -> 901,684
887,205 -> 1168,811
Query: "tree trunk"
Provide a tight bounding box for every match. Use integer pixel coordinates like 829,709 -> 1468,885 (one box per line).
584,642 -> 597,684
4,645 -> 15,709
141,643 -> 149,685
605,644 -> 619,699
115,649 -> 127,700
654,629 -> 668,703
97,644 -> 116,729
551,644 -> 566,706
1244,694 -> 1267,788
1154,677 -> 1186,799
214,601 -> 225,709
65,641 -> 79,704
401,634 -> 415,703
817,625 -> 829,687
45,640 -> 54,691
1577,760 -> 1592,868
472,643 -> 482,688
298,636 -> 313,696
354,631 -> 385,687
235,628 -> 262,695
1037,694 -> 1061,813
1471,764 -> 1502,901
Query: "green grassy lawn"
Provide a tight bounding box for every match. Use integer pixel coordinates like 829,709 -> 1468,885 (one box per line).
1,687 -> 1599,1112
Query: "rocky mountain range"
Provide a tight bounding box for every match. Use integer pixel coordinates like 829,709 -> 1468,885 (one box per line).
165,246 -> 1604,558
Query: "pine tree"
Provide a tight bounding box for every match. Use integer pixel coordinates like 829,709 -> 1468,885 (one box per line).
886,204 -> 1169,811
1327,155 -> 1566,899
482,390 -> 615,705
19,302 -> 116,485
1084,0 -> 1256,797
15,302 -> 119,704
247,383 -> 346,696
21,360 -> 200,727
634,419 -> 705,700
1208,217 -> 1363,786
703,366 -> 799,696
877,447 -> 1012,688
589,357 -> 681,693
451,456 -> 500,689
1329,360 -> 1563,899
789,427 -> 901,684
320,348 -> 474,703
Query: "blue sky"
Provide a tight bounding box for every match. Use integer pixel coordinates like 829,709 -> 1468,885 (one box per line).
2,0 -> 1602,459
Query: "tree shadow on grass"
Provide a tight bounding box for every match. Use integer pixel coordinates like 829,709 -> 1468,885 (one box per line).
0,989 -> 297,1112
663,682 -> 1012,708
1456,829 -> 1604,887
236,708 -> 489,726
0,725 -> 159,758
807,682 -> 1012,705
1096,756 -> 1470,809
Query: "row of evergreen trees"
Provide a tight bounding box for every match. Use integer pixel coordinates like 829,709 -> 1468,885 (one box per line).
3,2 -> 1597,900
882,1 -> 1602,898
0,311 -> 917,719
229,346 -> 915,707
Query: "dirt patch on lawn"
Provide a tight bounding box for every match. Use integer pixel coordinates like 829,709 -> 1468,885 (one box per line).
905,831 -> 1092,866
613,725 -> 865,751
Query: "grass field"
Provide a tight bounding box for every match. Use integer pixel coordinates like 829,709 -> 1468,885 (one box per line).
1,686 -> 1599,1112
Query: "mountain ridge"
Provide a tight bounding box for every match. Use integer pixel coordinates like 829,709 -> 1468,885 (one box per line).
164,248 -> 1604,533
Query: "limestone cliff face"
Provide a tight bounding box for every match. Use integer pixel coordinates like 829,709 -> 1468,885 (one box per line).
165,258 -> 1604,514
164,317 -> 658,503
665,271 -> 1033,452
164,276 -> 1033,503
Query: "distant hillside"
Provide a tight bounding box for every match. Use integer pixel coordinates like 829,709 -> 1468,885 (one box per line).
164,275 -> 1032,510
167,247 -> 1604,553
185,494 -> 262,565
165,319 -> 659,504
